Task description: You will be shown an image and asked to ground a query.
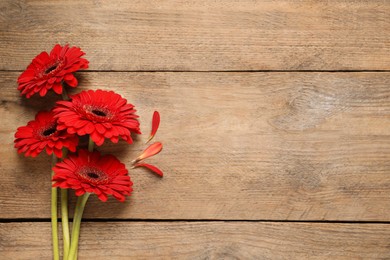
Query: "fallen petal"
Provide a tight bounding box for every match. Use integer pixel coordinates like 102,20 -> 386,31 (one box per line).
146,111 -> 160,144
134,163 -> 163,177
134,142 -> 163,163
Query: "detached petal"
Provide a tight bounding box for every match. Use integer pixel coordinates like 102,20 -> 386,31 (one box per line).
146,111 -> 160,144
134,163 -> 163,177
134,142 -> 163,162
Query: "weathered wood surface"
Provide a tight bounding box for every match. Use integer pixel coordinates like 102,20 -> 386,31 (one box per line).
1,222 -> 390,259
0,0 -> 389,71
1,71 -> 389,220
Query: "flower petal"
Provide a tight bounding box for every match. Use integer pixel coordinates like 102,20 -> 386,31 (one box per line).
134,163 -> 163,177
146,111 -> 160,144
134,142 -> 163,162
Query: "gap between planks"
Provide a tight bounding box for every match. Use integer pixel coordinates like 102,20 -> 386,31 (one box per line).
1,218 -> 390,225
1,70 -> 390,73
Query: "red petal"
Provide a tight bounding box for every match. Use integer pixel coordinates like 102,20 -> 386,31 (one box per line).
134,163 -> 163,177
97,192 -> 108,202
135,142 -> 162,162
64,74 -> 78,87
39,87 -> 48,97
53,148 -> 63,158
52,83 -> 63,94
146,111 -> 160,144
75,189 -> 85,196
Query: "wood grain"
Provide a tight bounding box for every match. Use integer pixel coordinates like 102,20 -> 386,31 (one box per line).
0,0 -> 389,71
1,71 -> 390,221
1,222 -> 390,259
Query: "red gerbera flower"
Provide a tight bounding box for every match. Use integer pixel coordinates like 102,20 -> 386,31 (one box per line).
14,111 -> 78,157
52,149 -> 132,202
17,44 -> 89,98
53,89 -> 141,146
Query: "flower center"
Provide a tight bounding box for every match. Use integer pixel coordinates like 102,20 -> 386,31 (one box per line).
83,105 -> 113,122
38,122 -> 58,139
78,166 -> 109,184
42,127 -> 57,136
91,110 -> 107,117
45,64 -> 58,74
87,172 -> 99,179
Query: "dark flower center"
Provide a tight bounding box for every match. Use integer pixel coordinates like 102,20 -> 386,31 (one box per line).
92,110 -> 107,117
78,166 -> 109,184
83,105 -> 113,122
45,64 -> 58,74
87,172 -> 100,179
42,127 -> 57,136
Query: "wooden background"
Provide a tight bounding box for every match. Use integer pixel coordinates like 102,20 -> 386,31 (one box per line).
0,0 -> 389,259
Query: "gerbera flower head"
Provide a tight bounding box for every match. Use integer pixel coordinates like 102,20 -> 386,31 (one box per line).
54,89 -> 141,146
52,149 -> 132,202
14,110 -> 79,157
17,44 -> 89,98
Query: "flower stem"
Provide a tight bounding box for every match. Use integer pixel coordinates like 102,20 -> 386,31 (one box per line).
88,136 -> 94,152
67,137 -> 94,260
51,155 -> 59,260
61,189 -> 70,259
68,193 -> 90,260
60,84 -> 70,259
59,148 -> 71,259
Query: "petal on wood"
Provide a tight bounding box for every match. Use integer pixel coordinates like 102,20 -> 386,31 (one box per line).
134,142 -> 163,162
134,163 -> 163,177
146,111 -> 160,144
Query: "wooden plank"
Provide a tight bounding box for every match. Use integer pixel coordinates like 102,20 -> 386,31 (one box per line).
0,0 -> 389,71
1,72 -> 390,220
1,222 -> 389,259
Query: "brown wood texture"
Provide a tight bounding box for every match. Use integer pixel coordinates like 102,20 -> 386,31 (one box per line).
1,71 -> 390,221
0,0 -> 389,71
1,0 -> 389,258
1,222 -> 390,259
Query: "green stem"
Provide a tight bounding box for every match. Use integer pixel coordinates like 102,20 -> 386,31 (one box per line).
67,137 -> 94,260
51,155 -> 59,260
59,148 -> 70,259
61,189 -> 70,259
88,136 -> 94,152
59,86 -> 70,260
68,193 -> 90,260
